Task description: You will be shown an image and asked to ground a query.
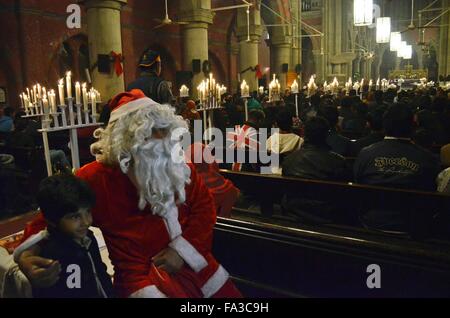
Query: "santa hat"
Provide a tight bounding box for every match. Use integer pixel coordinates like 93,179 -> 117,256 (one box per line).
108,89 -> 158,123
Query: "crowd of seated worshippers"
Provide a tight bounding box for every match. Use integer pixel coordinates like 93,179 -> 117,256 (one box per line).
214,85 -> 450,234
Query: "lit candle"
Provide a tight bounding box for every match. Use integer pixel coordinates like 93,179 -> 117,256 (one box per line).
42,87 -> 47,99
26,88 -> 30,101
48,90 -> 56,113
37,83 -> 42,99
66,71 -> 72,98
82,83 -> 88,111
241,80 -> 250,97
23,94 -> 29,110
307,76 -> 317,96
91,92 -> 97,118
209,73 -> 213,92
291,80 -> 299,94
58,79 -> 65,105
42,97 -> 49,114
19,94 -> 24,108
32,85 -> 37,103
259,86 -> 264,95
75,82 -> 81,104
180,85 -> 189,98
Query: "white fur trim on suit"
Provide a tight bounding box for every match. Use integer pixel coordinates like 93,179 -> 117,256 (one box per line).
109,97 -> 158,123
129,285 -> 167,298
13,230 -> 49,263
169,236 -> 208,273
201,265 -> 229,298
163,207 -> 182,240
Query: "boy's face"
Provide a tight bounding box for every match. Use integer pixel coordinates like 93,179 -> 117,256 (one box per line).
58,208 -> 93,242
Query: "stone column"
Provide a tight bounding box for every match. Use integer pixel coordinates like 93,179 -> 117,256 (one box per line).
270,34 -> 292,90
227,43 -> 239,94
438,0 -> 450,76
83,0 -> 127,100
178,1 -> 213,96
290,0 -> 301,76
236,6 -> 262,92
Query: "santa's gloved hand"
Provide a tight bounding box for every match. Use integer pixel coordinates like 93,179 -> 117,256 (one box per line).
152,247 -> 184,275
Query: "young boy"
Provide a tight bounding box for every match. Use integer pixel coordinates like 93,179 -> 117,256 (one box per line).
16,174 -> 113,298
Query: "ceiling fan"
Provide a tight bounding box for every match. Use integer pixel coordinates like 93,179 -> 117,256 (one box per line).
400,0 -> 440,33
153,0 -> 189,30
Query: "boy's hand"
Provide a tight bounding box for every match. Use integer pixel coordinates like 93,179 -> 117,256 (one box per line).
152,247 -> 184,275
18,254 -> 61,288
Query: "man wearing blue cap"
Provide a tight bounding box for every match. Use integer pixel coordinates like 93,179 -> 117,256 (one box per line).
127,49 -> 174,104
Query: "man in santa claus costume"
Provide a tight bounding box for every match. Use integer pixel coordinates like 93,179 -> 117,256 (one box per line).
15,89 -> 242,298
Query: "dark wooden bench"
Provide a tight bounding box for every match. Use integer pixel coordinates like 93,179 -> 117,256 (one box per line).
220,169 -> 450,239
213,216 -> 450,297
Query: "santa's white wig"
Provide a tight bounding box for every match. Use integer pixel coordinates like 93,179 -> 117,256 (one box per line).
91,93 -> 191,215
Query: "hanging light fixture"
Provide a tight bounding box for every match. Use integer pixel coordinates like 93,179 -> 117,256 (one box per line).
354,0 -> 373,26
403,45 -> 412,59
376,17 -> 391,43
390,32 -> 402,52
397,41 -> 407,58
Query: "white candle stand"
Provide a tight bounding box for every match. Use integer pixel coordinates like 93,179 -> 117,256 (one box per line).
37,96 -> 103,176
197,94 -> 224,142
59,104 -> 68,127
295,93 -> 299,118
241,94 -> 250,122
76,103 -> 83,125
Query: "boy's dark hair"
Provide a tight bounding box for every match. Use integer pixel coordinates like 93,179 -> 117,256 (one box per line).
383,103 -> 414,138
275,109 -> 294,131
304,116 -> 330,146
37,174 -> 96,224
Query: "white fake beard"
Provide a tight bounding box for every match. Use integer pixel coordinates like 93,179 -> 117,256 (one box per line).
133,137 -> 191,216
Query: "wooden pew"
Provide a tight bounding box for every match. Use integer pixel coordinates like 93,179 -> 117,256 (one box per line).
213,216 -> 450,297
219,169 -> 450,239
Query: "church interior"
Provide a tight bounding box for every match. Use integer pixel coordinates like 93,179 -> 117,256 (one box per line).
1,0 -> 450,299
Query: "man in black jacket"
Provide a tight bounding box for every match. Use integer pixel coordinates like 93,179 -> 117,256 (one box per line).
282,117 -> 350,223
354,103 -> 441,231
127,49 -> 173,104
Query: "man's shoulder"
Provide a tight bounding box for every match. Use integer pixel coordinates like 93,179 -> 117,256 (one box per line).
359,140 -> 387,154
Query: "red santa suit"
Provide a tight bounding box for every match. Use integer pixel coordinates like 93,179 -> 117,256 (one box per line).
18,90 -> 241,298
